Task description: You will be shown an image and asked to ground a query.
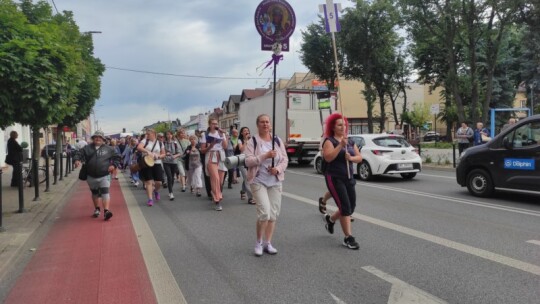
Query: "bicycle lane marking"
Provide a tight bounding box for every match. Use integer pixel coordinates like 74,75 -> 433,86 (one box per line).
282,191 -> 540,277
119,174 -> 187,304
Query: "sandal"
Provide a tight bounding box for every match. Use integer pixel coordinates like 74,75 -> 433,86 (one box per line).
318,197 -> 327,214
248,198 -> 255,205
240,191 -> 247,200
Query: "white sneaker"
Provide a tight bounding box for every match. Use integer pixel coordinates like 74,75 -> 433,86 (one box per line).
134,181 -> 139,187
254,241 -> 263,257
263,242 -> 278,255
169,193 -> 174,201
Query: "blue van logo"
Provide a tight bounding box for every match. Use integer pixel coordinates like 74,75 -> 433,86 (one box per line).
504,158 -> 535,170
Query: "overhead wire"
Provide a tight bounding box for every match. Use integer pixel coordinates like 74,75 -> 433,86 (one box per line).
50,0 -> 59,14
105,66 -> 271,80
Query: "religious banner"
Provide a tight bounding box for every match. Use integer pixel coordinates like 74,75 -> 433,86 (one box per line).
255,0 -> 296,52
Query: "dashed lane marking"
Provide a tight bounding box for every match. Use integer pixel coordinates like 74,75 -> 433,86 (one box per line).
282,191 -> 540,277
287,170 -> 540,217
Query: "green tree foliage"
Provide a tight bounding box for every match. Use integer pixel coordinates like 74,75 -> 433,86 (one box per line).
299,17 -> 338,90
340,0 -> 403,131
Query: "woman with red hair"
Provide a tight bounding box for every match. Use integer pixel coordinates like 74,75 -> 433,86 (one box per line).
321,113 -> 363,250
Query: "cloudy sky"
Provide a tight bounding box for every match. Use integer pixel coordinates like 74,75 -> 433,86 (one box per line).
53,0 -> 351,134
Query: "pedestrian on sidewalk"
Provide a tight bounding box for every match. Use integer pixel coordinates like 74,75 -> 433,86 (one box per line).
74,130 -> 121,221
5,131 -> 23,187
321,113 -> 363,250
456,122 -> 473,156
245,114 -> 288,256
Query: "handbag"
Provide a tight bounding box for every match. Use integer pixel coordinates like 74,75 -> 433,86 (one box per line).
79,147 -> 99,180
79,164 -> 88,180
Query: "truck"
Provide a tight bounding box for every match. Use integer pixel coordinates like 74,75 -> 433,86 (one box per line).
238,88 -> 336,164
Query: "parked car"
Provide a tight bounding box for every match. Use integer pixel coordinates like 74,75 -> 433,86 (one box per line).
41,144 -> 67,158
314,134 -> 422,180
456,114 -> 540,197
423,131 -> 440,142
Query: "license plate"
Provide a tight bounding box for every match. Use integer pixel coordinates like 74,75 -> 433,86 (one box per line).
398,163 -> 413,170
308,151 -> 318,155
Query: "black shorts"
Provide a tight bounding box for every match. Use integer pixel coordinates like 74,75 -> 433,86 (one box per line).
140,164 -> 164,182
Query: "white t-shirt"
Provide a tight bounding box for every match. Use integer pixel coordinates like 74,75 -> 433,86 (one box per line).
254,138 -> 281,187
200,131 -> 224,152
140,139 -> 163,164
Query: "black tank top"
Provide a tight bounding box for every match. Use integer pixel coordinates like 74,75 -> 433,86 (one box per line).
323,137 -> 356,178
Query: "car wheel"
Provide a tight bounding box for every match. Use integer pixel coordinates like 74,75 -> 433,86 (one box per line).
466,169 -> 494,197
400,173 -> 417,180
315,157 -> 323,174
358,161 -> 373,181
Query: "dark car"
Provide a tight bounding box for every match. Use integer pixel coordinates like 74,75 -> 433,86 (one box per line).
456,114 -> 540,197
41,144 -> 67,158
423,131 -> 440,142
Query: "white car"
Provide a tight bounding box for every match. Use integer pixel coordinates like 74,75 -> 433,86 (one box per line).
314,134 -> 422,180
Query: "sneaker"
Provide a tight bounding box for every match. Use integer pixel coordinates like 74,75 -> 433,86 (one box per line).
147,199 -> 154,207
104,210 -> 113,221
196,192 -> 201,197
343,235 -> 360,250
248,198 -> 255,205
169,193 -> 174,201
181,186 -> 186,192
154,191 -> 160,201
324,214 -> 334,234
263,243 -> 278,255
134,181 -> 139,187
92,209 -> 100,218
215,203 -> 223,211
254,241 -> 263,257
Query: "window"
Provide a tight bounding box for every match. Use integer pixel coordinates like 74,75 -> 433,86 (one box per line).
373,137 -> 411,148
504,122 -> 540,148
520,100 -> 527,108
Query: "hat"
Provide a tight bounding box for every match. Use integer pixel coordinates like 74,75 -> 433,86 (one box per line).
91,130 -> 105,140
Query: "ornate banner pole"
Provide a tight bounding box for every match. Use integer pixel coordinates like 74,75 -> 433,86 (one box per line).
255,0 -> 296,166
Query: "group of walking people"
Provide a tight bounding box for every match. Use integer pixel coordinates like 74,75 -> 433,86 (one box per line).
72,112 -> 364,254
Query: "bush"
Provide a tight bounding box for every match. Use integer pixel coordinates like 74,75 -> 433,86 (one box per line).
420,142 -> 454,149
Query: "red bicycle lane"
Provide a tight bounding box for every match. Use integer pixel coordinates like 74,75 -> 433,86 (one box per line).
5,179 -> 157,304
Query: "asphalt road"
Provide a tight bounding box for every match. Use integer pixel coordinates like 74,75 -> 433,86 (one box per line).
127,165 -> 540,304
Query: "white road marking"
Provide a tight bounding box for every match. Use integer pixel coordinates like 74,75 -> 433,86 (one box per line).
287,170 -> 540,217
119,175 -> 187,304
526,240 -> 540,246
418,173 -> 454,180
362,266 -> 448,304
329,292 -> 348,304
282,192 -> 540,276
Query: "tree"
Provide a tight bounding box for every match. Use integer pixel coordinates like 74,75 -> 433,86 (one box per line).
299,17 -> 338,90
341,0 -> 403,131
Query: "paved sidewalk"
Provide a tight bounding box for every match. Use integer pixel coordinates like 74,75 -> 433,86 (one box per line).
3,178 -> 156,304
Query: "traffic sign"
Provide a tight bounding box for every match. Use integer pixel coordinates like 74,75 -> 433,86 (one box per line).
430,104 -> 440,115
